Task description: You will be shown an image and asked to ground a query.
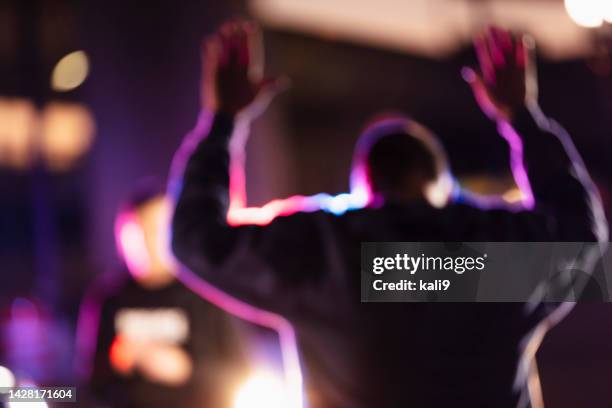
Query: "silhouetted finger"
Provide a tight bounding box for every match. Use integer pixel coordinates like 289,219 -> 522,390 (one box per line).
202,35 -> 221,71
474,33 -> 495,84
486,26 -> 505,68
491,27 -> 513,54
493,27 -> 517,66
461,66 -> 496,120
233,22 -> 250,66
515,36 -> 526,68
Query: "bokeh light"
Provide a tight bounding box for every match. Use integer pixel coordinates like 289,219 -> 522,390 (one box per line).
502,187 -> 527,204
564,0 -> 604,28
233,370 -> 290,408
603,2 -> 612,23
51,51 -> 90,92
39,102 -> 95,171
0,98 -> 38,170
0,365 -> 16,387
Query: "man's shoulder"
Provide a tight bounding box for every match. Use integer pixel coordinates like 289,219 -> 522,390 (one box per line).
446,200 -> 553,239
268,208 -> 335,226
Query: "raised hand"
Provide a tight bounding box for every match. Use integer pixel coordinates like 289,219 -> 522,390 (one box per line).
462,26 -> 538,122
201,21 -> 284,118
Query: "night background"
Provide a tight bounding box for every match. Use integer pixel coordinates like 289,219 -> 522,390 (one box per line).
0,0 -> 612,406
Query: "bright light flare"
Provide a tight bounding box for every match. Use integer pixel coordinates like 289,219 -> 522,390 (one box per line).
233,370 -> 290,408
564,0 -> 604,28
604,2 -> 612,23
0,366 -> 15,387
51,51 -> 90,92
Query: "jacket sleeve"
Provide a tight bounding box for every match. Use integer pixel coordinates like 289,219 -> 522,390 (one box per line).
170,112 -> 323,313
506,106 -> 608,242
506,107 -> 608,306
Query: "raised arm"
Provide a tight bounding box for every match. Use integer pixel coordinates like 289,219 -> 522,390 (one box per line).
170,22 -> 326,321
463,27 -> 607,242
171,21 -> 277,260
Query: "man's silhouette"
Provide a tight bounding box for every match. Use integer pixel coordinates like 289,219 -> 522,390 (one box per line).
77,187 -> 246,407
171,23 -> 607,407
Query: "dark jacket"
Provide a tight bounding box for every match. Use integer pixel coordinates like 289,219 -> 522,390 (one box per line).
171,107 -> 606,407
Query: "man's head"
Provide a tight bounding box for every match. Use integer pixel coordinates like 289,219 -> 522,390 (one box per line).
115,183 -> 177,288
350,116 -> 453,207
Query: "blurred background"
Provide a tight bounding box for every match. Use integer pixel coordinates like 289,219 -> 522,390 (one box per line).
0,0 -> 611,406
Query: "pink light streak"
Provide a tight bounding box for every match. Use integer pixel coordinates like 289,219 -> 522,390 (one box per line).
168,112 -> 313,407
176,267 -> 304,408
498,120 -> 535,210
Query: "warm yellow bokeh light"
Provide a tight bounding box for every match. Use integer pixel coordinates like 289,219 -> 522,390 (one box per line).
502,187 -> 527,204
51,50 -> 90,92
39,102 -> 95,171
0,98 -> 38,169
